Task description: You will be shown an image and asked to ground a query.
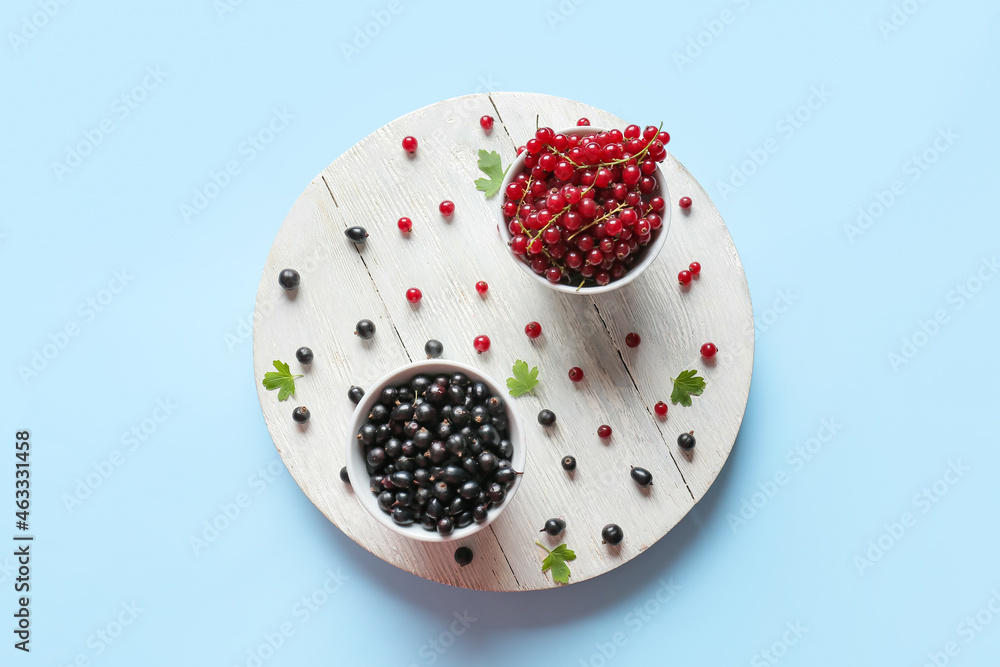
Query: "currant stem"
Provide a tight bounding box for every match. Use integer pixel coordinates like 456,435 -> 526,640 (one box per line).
535,540 -> 552,555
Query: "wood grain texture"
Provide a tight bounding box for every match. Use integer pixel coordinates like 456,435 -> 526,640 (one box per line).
252,92 -> 753,591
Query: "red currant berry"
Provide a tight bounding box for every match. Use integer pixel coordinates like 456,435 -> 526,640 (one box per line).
577,118 -> 590,126
689,261 -> 701,275
528,238 -> 544,255
525,321 -> 542,339
510,234 -> 528,255
480,115 -> 494,131
525,138 -> 542,154
622,165 -> 641,185
701,342 -> 718,358
595,271 -> 610,286
439,200 -> 455,216
658,131 -> 670,145
401,136 -> 418,153
542,227 -> 562,245
554,161 -> 574,181
625,332 -> 641,348
406,287 -> 422,303
654,401 -> 668,417
679,196 -> 692,209
473,335 -> 491,354
397,216 -> 412,233
545,267 -> 562,283
568,367 -> 584,382
475,281 -> 488,295
516,145 -> 525,156
536,127 -> 554,144
649,196 -> 665,212
642,126 -> 658,141
597,424 -> 612,439
678,270 -> 693,286
605,218 -> 623,237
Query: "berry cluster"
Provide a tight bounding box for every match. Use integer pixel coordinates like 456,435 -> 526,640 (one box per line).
358,372 -> 519,534
503,124 -> 670,287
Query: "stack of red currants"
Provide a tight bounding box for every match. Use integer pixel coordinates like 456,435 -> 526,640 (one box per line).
503,123 -> 670,288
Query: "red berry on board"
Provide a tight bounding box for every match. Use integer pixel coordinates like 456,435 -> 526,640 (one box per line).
568,367 -> 584,383
654,401 -> 668,417
678,270 -> 693,286
439,200 -> 455,216
525,321 -> 542,339
475,281 -> 488,295
480,115 -> 494,131
597,425 -> 612,439
625,332 -> 641,348
473,335 -> 491,353
402,136 -> 417,153
577,118 -> 590,126
689,261 -> 701,275
406,288 -> 422,303
701,342 -> 718,358
397,217 -> 412,233
679,196 -> 692,209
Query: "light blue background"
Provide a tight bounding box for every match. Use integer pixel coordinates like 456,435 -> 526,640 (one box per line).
2,1 -> 999,665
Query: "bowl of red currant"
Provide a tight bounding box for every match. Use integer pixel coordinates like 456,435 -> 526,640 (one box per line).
499,123 -> 671,294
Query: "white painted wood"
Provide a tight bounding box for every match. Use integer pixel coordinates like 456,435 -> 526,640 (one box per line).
253,93 -> 753,591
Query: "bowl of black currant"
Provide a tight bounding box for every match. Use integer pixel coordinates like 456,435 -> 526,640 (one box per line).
345,360 -> 527,542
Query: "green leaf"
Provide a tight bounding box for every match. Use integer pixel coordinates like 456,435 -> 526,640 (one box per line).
475,149 -> 509,198
670,369 -> 706,407
538,541 -> 575,584
506,359 -> 539,397
262,359 -> 303,402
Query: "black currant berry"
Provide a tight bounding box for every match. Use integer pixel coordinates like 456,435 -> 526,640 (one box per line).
357,423 -> 376,445
296,347 -> 313,364
391,507 -> 414,525
473,505 -> 488,523
494,467 -> 517,485
345,226 -> 368,244
339,466 -> 350,483
677,431 -> 696,450
414,403 -> 437,424
368,404 -> 389,423
355,319 -> 376,339
348,385 -> 365,404
537,409 -> 556,427
561,456 -> 576,471
292,406 -> 310,423
278,268 -> 300,290
630,466 -> 653,487
425,339 -> 444,358
456,511 -> 474,528
454,546 -> 474,566
410,375 -> 431,394
602,524 -> 624,546
540,518 -> 566,536
379,387 -> 398,406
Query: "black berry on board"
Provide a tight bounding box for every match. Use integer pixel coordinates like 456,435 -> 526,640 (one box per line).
278,269 -> 300,291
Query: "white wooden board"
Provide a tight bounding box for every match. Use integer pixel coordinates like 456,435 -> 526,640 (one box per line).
252,92 -> 753,591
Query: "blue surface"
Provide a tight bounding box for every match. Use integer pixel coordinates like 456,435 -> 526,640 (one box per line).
2,1 -> 999,665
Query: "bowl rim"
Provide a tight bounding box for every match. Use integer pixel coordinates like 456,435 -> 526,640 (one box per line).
345,359 -> 527,542
497,125 -> 671,295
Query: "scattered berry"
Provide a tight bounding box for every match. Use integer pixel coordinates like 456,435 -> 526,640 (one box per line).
278,268 -> 300,291
701,342 -> 718,358
568,367 -> 584,383
397,217 -> 412,233
625,333 -> 641,348
292,406 -> 310,423
473,335 -> 491,354
654,401 -> 668,417
597,424 -> 612,439
525,321 -> 542,339
540,518 -> 566,536
348,385 -> 365,404
345,226 -> 368,244
406,288 -> 422,303
454,546 -> 474,566
537,409 -> 556,427
424,339 -> 443,359
296,347 -> 313,364
577,118 -> 591,126
679,196 -> 692,209
561,456 -> 576,471
689,261 -> 701,276
402,136 -> 418,153
439,200 -> 455,216
355,319 -> 376,339
677,431 -> 696,450
479,115 -> 494,131
475,281 -> 489,295
678,270 -> 693,286
601,523 -> 624,546
630,466 -> 653,487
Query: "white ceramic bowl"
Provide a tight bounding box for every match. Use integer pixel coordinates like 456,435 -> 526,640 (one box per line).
345,360 -> 526,542
497,126 -> 671,295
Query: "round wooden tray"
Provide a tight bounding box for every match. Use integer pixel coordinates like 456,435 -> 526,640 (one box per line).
253,92 -> 753,591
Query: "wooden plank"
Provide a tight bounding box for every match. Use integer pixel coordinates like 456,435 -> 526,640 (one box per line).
254,93 -> 753,590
